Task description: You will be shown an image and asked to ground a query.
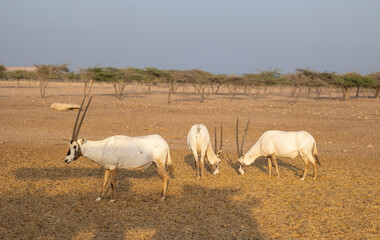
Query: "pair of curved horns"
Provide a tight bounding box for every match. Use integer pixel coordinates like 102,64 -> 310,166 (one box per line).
214,124 -> 223,152
71,95 -> 92,141
236,118 -> 250,157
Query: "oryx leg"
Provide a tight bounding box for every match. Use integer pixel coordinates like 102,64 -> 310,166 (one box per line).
267,156 -> 272,177
301,157 -> 310,180
312,161 -> 317,179
97,169 -> 110,201
155,161 -> 168,200
109,168 -> 117,202
200,149 -> 206,178
308,153 -> 317,179
192,149 -> 200,178
270,154 -> 280,178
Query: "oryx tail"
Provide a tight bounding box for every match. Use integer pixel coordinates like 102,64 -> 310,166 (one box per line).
313,142 -> 321,166
166,149 -> 174,175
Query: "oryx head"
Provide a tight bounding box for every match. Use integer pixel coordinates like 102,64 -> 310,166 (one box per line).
64,96 -> 92,164
210,124 -> 223,175
236,118 -> 250,175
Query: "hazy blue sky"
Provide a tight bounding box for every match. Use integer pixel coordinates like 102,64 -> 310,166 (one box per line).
1,0 -> 379,74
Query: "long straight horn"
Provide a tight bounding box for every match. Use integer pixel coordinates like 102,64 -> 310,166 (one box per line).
240,119 -> 250,157
75,96 -> 92,139
219,124 -> 223,151
214,127 -> 217,152
71,96 -> 86,140
236,118 -> 240,157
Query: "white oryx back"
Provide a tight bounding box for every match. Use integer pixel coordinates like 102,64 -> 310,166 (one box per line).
187,124 -> 211,153
187,124 -> 222,177
80,134 -> 170,170
237,127 -> 320,180
246,130 -> 316,160
64,96 -> 173,201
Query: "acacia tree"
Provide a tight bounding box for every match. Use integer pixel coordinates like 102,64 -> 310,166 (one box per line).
258,69 -> 282,93
316,72 -> 338,100
7,70 -> 31,87
245,69 -> 283,99
225,75 -> 244,98
334,72 -> 374,101
283,72 -> 304,102
208,74 -> 226,94
144,67 -> 164,93
295,69 -> 328,100
353,75 -> 374,99
33,64 -> 68,98
243,73 -> 262,99
63,71 -> 77,82
239,74 -> 254,95
166,70 -> 183,104
79,68 -> 97,95
112,68 -> 133,99
367,72 -> 380,98
184,69 -> 212,103
0,64 -> 6,80
90,67 -> 119,84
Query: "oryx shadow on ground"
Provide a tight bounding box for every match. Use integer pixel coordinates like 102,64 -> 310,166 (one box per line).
0,183 -> 266,239
224,152 -> 302,177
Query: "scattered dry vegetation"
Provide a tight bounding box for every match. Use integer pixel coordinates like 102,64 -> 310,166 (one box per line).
0,81 -> 379,239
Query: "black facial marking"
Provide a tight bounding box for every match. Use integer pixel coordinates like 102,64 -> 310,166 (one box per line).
211,162 -> 219,172
74,145 -> 82,160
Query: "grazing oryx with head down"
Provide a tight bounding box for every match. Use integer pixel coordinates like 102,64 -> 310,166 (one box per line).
64,96 -> 174,201
236,119 -> 320,180
187,124 -> 222,178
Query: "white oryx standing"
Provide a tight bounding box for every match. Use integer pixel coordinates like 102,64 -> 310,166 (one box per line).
187,124 -> 222,178
64,96 -> 174,201
236,119 -> 320,180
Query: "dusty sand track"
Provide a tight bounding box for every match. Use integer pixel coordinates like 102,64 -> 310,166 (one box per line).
0,81 -> 379,239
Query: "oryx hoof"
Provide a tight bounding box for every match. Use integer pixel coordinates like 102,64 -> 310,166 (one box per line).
161,196 -> 166,200
109,199 -> 116,203
300,178 -> 305,181
96,197 -> 102,201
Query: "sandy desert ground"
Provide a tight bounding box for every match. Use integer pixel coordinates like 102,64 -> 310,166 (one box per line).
0,81 -> 379,239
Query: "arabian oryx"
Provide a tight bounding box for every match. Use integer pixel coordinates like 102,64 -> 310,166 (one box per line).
187,124 -> 222,178
64,96 -> 174,201
236,119 -> 320,180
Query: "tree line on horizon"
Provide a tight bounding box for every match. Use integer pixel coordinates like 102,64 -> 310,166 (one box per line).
0,63 -> 379,103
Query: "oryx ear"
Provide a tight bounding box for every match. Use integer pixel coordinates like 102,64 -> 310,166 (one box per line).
217,150 -> 222,157
241,153 -> 245,158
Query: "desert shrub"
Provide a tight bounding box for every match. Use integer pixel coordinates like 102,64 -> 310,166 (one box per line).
367,72 -> 380,98
334,72 -> 374,101
33,64 -> 69,98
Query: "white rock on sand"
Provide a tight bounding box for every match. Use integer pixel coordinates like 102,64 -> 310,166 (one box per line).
51,103 -> 80,111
